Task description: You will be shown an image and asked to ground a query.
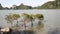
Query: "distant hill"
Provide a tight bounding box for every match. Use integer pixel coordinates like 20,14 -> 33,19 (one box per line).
0,0 -> 60,9
10,3 -> 32,9
36,0 -> 60,9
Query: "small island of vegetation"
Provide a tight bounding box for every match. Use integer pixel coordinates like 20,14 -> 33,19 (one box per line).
0,13 -> 44,34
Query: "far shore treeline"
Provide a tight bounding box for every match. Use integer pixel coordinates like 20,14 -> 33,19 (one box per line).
0,0 -> 60,10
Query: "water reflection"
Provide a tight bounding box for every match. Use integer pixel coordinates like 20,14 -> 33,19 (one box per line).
47,28 -> 60,34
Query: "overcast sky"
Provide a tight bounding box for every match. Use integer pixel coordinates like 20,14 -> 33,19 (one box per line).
0,0 -> 55,8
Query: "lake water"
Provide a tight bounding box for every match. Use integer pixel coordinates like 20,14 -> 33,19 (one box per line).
0,9 -> 60,34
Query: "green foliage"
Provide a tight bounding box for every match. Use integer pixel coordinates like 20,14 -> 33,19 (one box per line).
5,14 -> 13,23
5,14 -> 20,28
0,4 -> 3,9
11,3 -> 32,9
34,14 -> 44,20
5,13 -> 44,30
1,0 -> 60,9
5,14 -> 20,22
18,3 -> 28,9
34,14 -> 44,30
12,14 -> 20,20
36,0 -> 60,9
22,13 -> 34,30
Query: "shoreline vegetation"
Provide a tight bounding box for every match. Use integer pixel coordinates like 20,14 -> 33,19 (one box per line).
5,13 -> 44,30
0,13 -> 44,34
0,0 -> 60,10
